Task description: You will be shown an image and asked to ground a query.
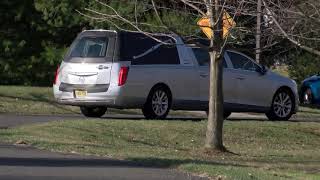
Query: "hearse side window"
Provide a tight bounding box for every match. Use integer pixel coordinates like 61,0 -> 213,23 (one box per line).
120,32 -> 180,65
69,37 -> 108,58
192,48 -> 227,68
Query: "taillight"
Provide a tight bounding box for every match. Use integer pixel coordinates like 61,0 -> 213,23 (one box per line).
118,67 -> 129,86
53,65 -> 60,85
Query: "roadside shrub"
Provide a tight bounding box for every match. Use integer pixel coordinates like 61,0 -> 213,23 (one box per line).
31,45 -> 67,86
288,53 -> 320,84
0,45 -> 66,86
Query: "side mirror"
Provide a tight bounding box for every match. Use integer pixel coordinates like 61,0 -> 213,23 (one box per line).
256,65 -> 268,75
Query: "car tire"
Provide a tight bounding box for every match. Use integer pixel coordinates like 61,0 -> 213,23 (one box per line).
301,88 -> 313,105
205,111 -> 231,119
80,106 -> 107,118
266,89 -> 294,121
142,85 -> 171,119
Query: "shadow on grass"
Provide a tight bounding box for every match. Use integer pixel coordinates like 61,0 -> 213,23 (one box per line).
0,93 -> 79,114
128,154 -> 320,174
235,157 -> 320,164
30,92 -> 80,114
108,108 -> 142,115
126,157 -> 250,169
300,105 -> 320,114
227,118 -> 267,122
99,116 -> 204,122
228,117 -> 320,123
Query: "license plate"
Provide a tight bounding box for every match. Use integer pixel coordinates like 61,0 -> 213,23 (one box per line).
74,90 -> 87,98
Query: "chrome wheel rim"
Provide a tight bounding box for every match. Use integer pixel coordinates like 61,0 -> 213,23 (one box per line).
303,89 -> 312,104
151,90 -> 169,116
273,92 -> 292,118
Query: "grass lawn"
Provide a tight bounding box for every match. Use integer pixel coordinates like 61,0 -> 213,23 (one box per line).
0,86 -> 79,115
0,85 -> 144,115
0,119 -> 319,179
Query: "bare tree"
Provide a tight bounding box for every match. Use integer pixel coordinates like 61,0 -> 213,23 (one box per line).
256,0 -> 262,63
79,0 -> 320,152
204,0 -> 225,151
261,0 -> 320,56
227,0 -> 320,64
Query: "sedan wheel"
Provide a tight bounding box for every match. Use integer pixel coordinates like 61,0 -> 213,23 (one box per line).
266,89 -> 294,121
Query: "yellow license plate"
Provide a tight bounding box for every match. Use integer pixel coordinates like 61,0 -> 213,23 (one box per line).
74,90 -> 87,98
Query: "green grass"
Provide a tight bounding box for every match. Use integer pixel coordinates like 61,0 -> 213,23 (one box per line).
0,86 -> 145,115
0,86 -> 79,115
299,106 -> 320,117
1,120 -> 319,179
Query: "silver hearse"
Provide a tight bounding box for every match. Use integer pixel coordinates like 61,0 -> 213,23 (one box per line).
53,29 -> 298,120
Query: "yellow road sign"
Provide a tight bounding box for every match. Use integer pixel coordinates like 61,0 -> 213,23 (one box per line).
197,11 -> 236,39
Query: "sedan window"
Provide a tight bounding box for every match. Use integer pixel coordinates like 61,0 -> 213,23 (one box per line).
227,51 -> 258,71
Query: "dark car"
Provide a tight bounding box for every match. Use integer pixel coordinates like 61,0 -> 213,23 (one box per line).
300,74 -> 320,105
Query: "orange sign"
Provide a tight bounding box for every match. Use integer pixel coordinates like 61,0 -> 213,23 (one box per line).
197,11 -> 236,39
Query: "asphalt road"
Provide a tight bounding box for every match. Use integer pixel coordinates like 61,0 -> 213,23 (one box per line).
0,143 -> 208,180
0,114 -> 208,180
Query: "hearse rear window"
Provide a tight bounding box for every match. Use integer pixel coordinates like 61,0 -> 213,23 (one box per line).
120,32 -> 180,65
69,36 -> 108,58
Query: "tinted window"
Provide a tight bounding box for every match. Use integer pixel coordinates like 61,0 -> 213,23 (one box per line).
227,51 -> 258,71
192,48 -> 227,68
69,37 -> 108,58
120,32 -> 180,65
192,48 -> 209,66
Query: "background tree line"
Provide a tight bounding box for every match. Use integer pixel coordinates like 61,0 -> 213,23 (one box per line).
1,0 -> 94,86
0,0 -> 319,86
0,0 -> 196,86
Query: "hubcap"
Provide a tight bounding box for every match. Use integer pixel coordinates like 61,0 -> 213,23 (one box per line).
273,92 -> 292,118
151,90 -> 169,116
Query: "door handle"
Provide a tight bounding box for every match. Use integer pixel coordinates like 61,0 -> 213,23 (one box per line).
200,74 -> 208,78
236,77 -> 245,80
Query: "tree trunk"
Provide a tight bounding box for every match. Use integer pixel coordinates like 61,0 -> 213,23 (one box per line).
205,50 -> 224,150
256,0 -> 262,63
204,0 -> 225,151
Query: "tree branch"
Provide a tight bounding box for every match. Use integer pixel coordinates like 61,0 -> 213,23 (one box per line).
262,0 -> 320,56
